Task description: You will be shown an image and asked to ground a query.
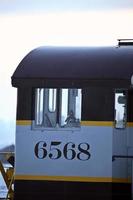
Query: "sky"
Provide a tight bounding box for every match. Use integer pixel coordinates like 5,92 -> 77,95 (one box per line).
0,0 -> 133,13
0,0 -> 133,147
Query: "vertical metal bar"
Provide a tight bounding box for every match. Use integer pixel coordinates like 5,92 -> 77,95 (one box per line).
56,89 -> 60,125
132,160 -> 133,200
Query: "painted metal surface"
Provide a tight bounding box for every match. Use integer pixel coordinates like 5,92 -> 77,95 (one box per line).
15,124 -> 112,180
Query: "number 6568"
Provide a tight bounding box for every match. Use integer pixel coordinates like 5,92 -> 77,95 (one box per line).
34,141 -> 91,161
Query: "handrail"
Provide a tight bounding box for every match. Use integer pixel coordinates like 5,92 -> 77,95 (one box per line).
0,152 -> 14,154
118,39 -> 133,46
112,155 -> 133,161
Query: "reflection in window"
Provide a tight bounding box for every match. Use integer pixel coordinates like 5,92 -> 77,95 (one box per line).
115,90 -> 127,129
60,89 -> 68,127
35,88 -> 44,125
35,88 -> 82,128
49,89 -> 57,112
75,89 -> 82,121
60,89 -> 82,127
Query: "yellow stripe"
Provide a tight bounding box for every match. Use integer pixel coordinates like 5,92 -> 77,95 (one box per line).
81,121 -> 113,127
16,120 -> 133,127
112,177 -> 131,183
16,120 -> 114,126
127,122 -> 133,127
14,175 -> 131,183
16,120 -> 32,125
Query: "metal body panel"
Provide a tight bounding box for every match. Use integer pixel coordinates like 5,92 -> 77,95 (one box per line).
12,46 -> 133,88
15,125 -> 112,179
113,127 -> 133,179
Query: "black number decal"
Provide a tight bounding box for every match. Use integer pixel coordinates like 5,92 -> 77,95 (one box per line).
49,141 -> 62,159
34,141 -> 47,159
63,142 -> 76,160
77,143 -> 91,161
34,141 -> 91,161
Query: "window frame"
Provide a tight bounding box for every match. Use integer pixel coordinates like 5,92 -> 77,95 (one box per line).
114,89 -> 127,129
33,88 -> 82,131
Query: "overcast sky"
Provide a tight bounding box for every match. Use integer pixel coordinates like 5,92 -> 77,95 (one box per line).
0,0 -> 133,14
0,0 -> 133,147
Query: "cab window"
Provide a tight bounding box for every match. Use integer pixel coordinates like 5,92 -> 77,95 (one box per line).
35,88 -> 82,129
114,90 -> 127,129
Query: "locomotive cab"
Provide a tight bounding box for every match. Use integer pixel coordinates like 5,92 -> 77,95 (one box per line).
12,46 -> 133,200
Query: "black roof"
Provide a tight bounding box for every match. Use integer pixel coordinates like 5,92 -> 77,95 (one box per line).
12,46 -> 133,88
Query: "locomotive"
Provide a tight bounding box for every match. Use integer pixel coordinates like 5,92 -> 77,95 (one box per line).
11,42 -> 133,199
